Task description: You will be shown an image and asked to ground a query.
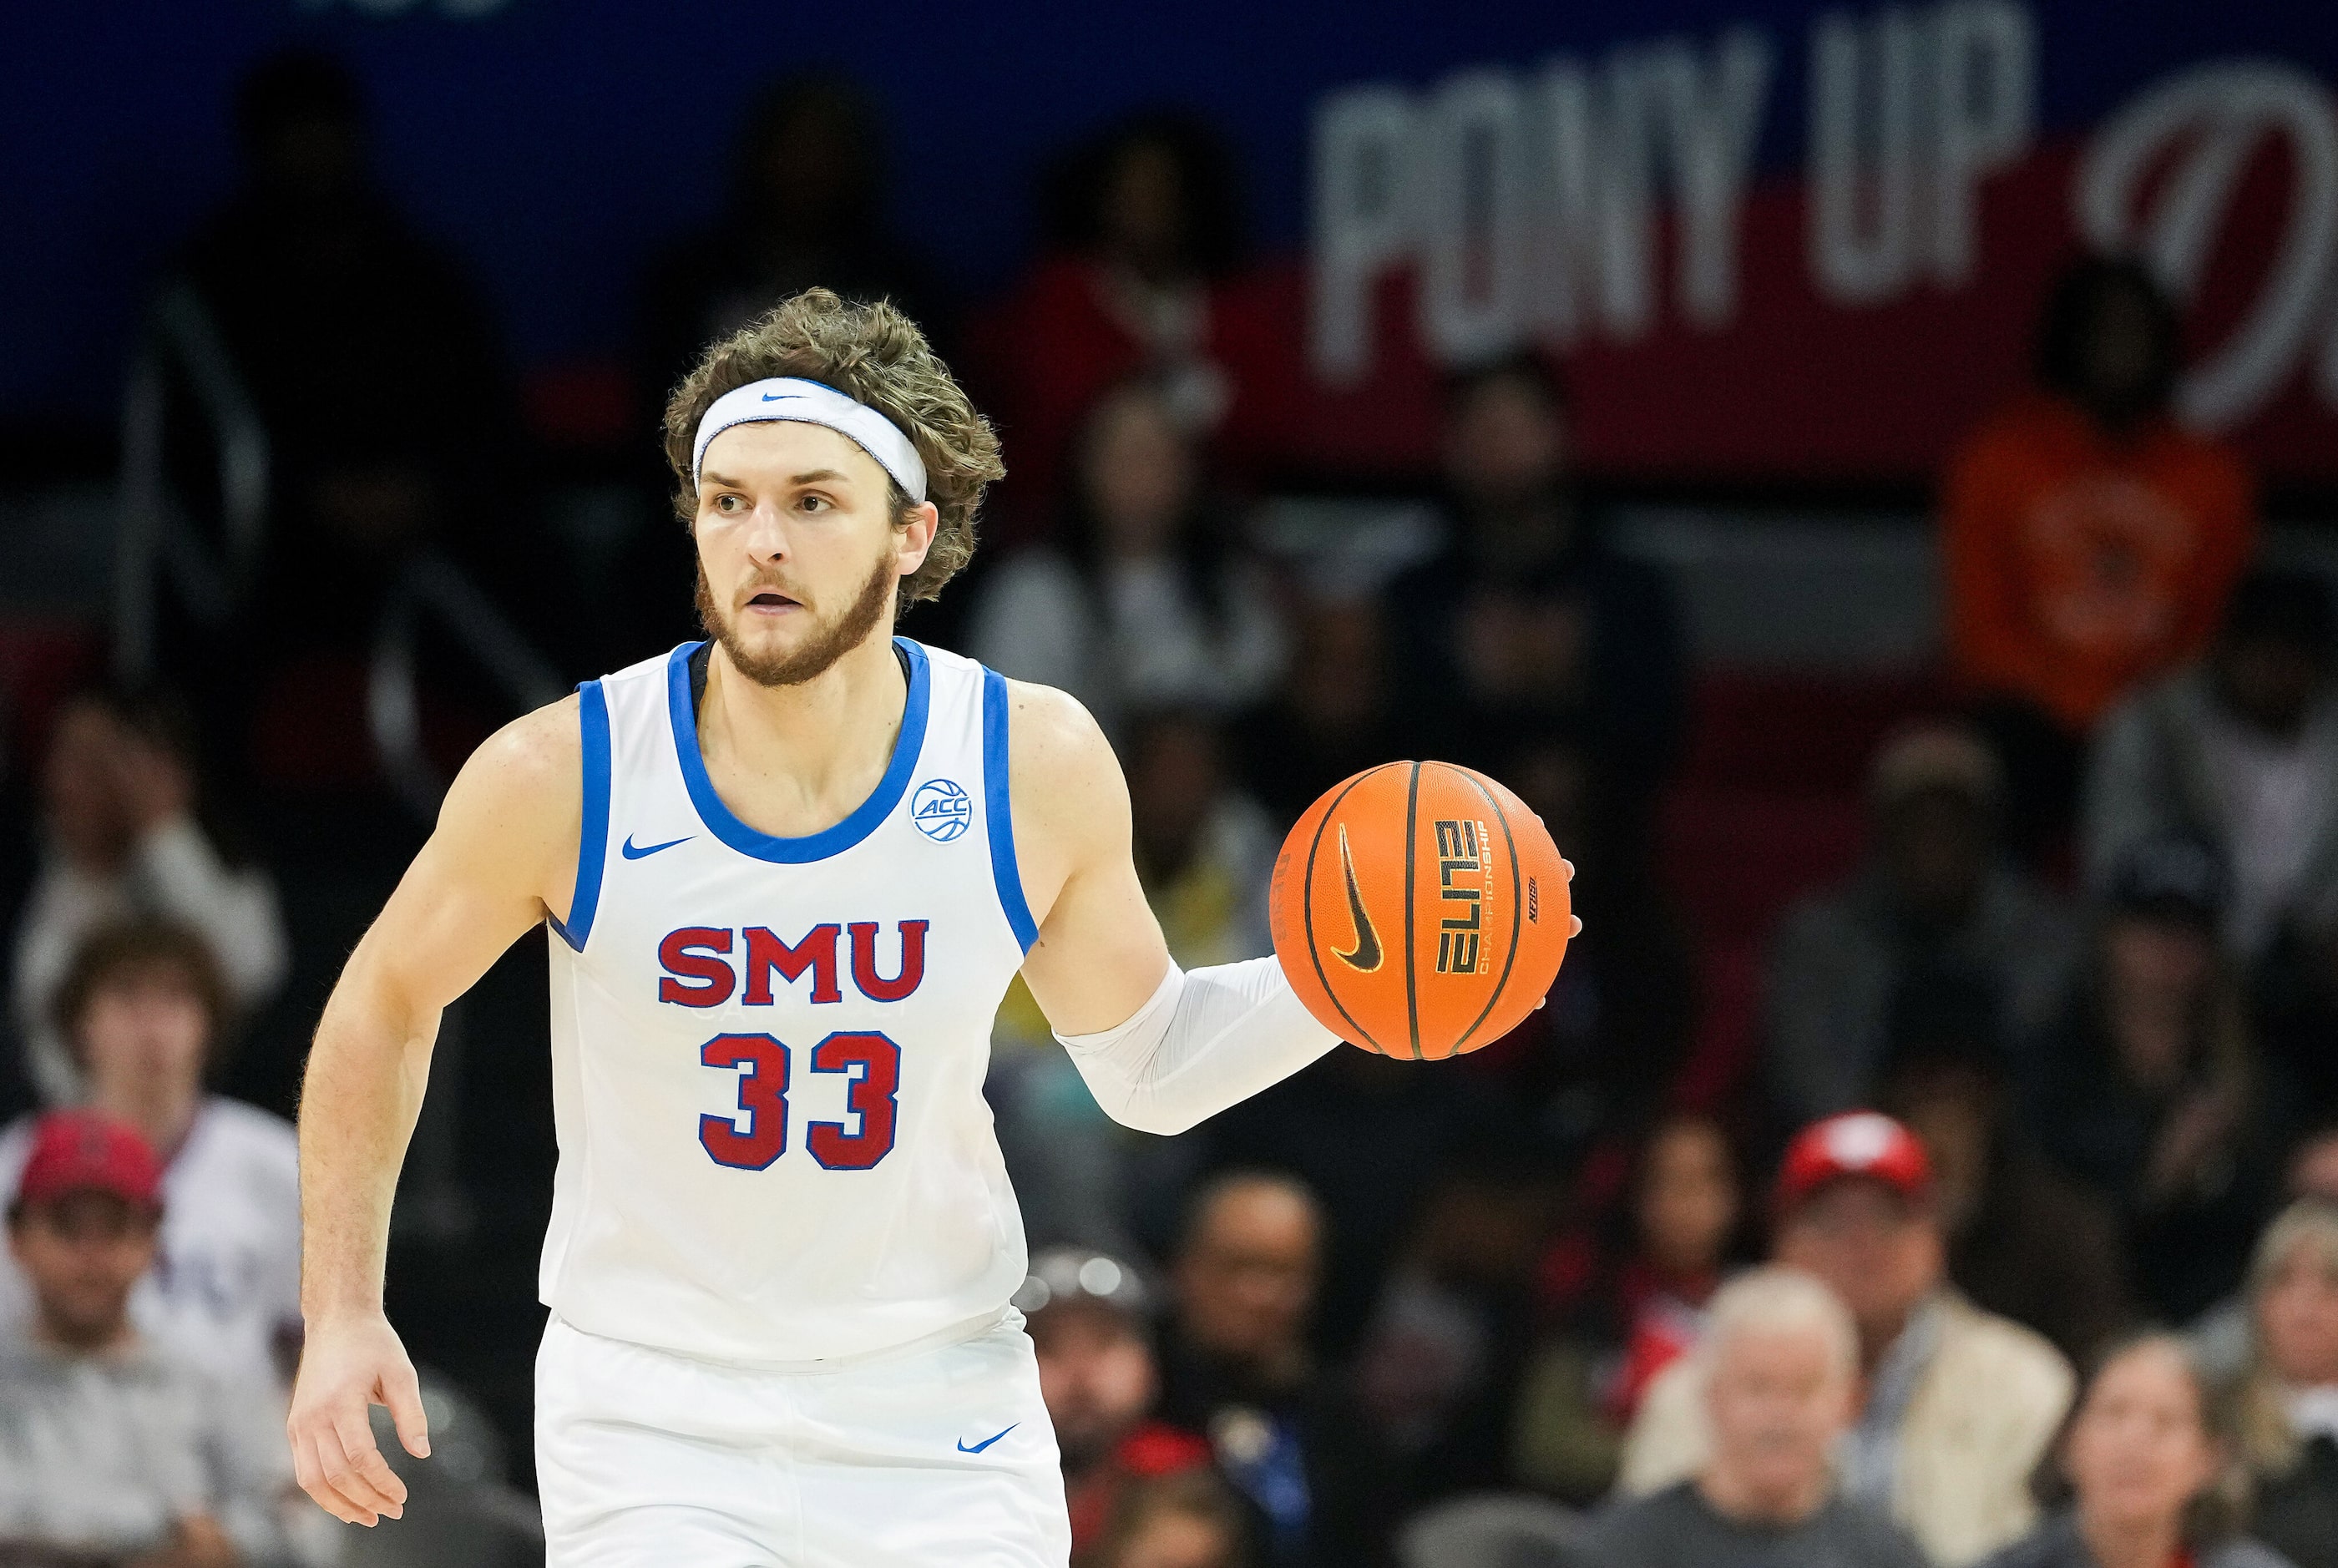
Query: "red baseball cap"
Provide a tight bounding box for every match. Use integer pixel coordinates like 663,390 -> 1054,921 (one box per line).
14,1111 -> 164,1214
1774,1111 -> 1932,1214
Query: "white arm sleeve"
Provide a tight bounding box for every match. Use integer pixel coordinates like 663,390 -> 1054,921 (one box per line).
1055,958 -> 1342,1136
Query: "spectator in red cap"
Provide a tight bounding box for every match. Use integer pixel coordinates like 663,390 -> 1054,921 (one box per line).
0,1111 -> 291,1563
0,920 -> 301,1400
1618,1111 -> 2075,1566
1019,1246 -> 1217,1565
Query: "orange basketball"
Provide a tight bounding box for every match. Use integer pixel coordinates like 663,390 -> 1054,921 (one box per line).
1269,761 -> 1571,1061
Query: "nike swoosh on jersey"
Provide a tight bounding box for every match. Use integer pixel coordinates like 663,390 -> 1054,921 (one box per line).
956,1424 -> 1017,1454
620,833 -> 694,859
1332,824 -> 1383,972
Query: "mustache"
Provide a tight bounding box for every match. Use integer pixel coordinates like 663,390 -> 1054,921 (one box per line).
731,572 -> 809,605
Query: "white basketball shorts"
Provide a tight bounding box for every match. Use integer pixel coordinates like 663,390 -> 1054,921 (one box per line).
534,1312 -> 1070,1566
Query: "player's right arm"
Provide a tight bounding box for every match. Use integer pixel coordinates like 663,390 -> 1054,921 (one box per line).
1008,681 -> 1343,1136
286,696 -> 582,1528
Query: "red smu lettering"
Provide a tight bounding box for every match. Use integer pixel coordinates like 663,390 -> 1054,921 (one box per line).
657,927 -> 736,1007
848,920 -> 928,1003
743,924 -> 843,1005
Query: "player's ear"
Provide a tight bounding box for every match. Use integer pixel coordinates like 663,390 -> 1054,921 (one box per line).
894,498 -> 939,576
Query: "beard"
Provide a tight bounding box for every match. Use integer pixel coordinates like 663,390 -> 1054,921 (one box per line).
696,548 -> 897,689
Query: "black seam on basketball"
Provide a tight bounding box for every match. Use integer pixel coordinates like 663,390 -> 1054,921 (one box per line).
1300,766 -> 1392,1054
1450,770 -> 1526,1055
1403,761 -> 1421,1061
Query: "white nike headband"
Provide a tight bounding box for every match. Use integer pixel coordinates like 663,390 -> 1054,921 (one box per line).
691,377 -> 928,503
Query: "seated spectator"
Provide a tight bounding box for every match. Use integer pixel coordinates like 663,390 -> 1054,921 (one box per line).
635,71 -> 949,412
1232,594 -> 1403,829
1199,1051 -> 1506,1359
1095,1469 -> 1256,1568
1764,723 -> 2077,1130
1021,1247 -> 1214,1564
2086,569 -> 2338,969
970,111 -> 1257,536
1385,355 -> 1682,791
13,687 -> 288,1105
1582,1267 -> 1929,1568
2232,1201 -> 2338,1568
2086,569 -> 2338,1114
2194,1126 -> 2338,1382
969,379 -> 1287,735
0,1111 -> 289,1562
180,51 -> 514,668
1877,966 -> 2133,1364
2292,1125 -> 2338,1203
0,921 -> 300,1395
1158,1172 -> 1393,1567
1465,730 -> 1694,1148
1622,1112 -> 2074,1565
1351,1145 -> 1559,1504
1946,257 -> 2255,852
1127,712 -> 1276,969
1985,1333 -> 2289,1568
1512,1114 -> 1748,1504
2032,835 -> 2277,1323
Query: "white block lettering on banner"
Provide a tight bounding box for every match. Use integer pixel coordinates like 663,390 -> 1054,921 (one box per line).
1929,0 -> 2037,284
1310,85 -> 1420,383
1646,27 -> 1776,326
1419,70 -> 1536,363
1806,7 -> 1926,305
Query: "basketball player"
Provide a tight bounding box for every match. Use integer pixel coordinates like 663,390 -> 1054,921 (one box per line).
286,288 -> 1573,1564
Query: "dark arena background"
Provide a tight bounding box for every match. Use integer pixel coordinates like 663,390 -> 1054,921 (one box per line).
5,2 -> 2338,1565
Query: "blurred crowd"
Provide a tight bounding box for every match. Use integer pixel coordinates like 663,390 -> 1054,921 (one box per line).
3,46 -> 2338,1568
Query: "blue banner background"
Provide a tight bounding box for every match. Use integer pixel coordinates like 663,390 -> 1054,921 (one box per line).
2,0 -> 2328,419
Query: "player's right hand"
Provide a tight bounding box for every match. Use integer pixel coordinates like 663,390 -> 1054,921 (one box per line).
287,1310 -> 432,1526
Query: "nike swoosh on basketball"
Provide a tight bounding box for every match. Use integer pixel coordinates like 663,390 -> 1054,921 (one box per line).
620,834 -> 694,859
957,1424 -> 1017,1454
1332,824 -> 1383,972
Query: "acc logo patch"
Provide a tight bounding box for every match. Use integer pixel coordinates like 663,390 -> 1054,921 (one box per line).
910,778 -> 974,842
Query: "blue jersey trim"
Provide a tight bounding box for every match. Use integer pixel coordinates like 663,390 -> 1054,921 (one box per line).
982,666 -> 1040,953
550,680 -> 611,951
666,638 -> 931,864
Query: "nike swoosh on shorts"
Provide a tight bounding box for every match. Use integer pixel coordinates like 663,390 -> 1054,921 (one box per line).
956,1424 -> 1017,1454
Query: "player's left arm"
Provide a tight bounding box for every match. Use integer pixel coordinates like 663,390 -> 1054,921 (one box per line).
1008,681 -> 1341,1135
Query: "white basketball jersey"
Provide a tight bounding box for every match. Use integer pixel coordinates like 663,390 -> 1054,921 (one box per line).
539,638 -> 1037,1366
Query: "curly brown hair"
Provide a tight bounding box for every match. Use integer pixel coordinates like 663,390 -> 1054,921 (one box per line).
661,289 -> 1005,609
